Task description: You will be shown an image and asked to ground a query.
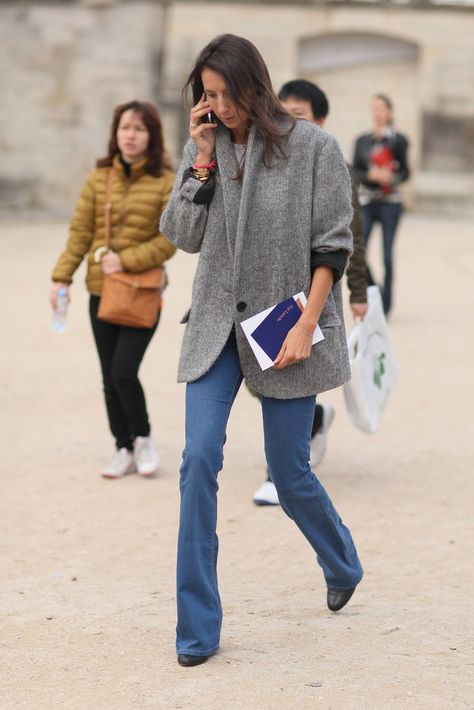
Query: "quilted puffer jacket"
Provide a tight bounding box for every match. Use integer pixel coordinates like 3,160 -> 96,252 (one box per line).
52,154 -> 176,295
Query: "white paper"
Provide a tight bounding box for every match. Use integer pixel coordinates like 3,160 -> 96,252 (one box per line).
240,292 -> 324,371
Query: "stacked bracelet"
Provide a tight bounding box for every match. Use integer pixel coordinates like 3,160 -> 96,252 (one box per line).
192,167 -> 211,183
191,159 -> 217,183
193,160 -> 217,170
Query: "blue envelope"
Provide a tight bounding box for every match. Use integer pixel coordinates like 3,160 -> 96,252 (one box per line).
250,296 -> 304,362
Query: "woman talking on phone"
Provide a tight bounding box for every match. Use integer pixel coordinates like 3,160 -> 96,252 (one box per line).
161,34 -> 363,667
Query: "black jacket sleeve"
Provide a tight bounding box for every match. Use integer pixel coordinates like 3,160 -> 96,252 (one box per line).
180,167 -> 216,205
310,249 -> 347,283
391,133 -> 410,185
352,135 -> 373,188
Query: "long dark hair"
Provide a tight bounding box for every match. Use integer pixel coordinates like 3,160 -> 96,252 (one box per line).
183,34 -> 294,169
97,100 -> 171,176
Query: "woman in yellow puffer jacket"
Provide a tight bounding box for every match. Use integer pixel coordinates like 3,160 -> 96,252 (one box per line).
50,100 -> 176,479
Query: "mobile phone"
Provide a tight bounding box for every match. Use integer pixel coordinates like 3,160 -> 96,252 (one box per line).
203,110 -> 216,124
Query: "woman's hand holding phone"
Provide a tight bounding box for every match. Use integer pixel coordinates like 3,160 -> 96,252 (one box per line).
189,93 -> 217,163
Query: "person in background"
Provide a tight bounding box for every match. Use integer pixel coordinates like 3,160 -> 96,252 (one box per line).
353,94 -> 409,315
161,34 -> 363,668
50,101 -> 176,479
253,79 -> 368,506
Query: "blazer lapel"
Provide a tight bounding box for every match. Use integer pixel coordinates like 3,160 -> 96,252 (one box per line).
235,124 -> 261,265
215,127 -> 242,257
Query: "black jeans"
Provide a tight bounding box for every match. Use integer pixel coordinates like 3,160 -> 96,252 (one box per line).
361,201 -> 402,315
89,296 -> 158,450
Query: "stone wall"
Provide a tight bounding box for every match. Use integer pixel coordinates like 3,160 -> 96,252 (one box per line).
161,1 -> 474,214
0,0 -> 164,213
1,0 -> 473,215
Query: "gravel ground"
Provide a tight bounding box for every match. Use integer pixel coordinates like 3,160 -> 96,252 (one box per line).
1,213 -> 473,709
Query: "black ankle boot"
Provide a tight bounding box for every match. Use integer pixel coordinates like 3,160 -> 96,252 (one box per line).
177,653 -> 211,667
327,587 -> 356,612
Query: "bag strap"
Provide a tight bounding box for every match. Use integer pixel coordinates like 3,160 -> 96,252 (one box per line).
104,168 -> 115,250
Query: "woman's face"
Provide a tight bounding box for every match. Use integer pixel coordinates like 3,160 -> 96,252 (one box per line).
116,109 -> 150,163
372,98 -> 392,129
201,67 -> 249,140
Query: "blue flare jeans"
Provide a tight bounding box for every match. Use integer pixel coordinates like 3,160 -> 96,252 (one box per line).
176,330 -> 363,657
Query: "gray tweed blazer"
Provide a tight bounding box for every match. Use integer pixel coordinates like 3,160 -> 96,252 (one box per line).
160,119 -> 353,399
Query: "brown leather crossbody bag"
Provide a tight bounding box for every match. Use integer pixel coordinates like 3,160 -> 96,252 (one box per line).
97,168 -> 164,328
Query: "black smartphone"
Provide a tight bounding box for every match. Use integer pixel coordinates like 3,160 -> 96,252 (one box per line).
202,94 -> 216,124
203,110 -> 216,124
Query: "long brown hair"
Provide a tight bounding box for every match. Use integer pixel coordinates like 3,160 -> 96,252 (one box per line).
97,100 -> 171,176
183,34 -> 294,169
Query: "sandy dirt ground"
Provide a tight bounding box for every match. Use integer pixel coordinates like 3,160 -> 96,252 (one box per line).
1,213 -> 473,710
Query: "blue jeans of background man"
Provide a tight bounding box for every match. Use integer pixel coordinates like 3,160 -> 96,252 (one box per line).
176,330 -> 363,657
362,201 -> 402,314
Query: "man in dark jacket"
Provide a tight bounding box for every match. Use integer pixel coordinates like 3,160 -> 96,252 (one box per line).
253,79 -> 368,506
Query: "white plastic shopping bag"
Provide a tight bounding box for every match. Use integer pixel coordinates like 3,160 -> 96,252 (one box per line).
343,286 -> 399,433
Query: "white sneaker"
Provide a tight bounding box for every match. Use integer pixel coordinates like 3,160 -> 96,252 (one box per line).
102,448 -> 135,478
310,403 -> 336,467
253,480 -> 280,506
134,436 -> 160,477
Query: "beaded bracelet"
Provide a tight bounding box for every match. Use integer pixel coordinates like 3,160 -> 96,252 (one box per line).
193,159 -> 217,170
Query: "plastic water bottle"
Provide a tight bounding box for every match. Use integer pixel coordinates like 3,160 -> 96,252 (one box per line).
52,287 -> 69,333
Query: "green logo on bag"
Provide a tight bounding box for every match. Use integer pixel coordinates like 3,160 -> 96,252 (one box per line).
373,353 -> 386,389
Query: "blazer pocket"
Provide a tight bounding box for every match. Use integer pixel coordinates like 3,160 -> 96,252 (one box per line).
319,292 -> 341,329
180,307 -> 191,324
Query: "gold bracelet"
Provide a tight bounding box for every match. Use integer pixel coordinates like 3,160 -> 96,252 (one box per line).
191,167 -> 211,183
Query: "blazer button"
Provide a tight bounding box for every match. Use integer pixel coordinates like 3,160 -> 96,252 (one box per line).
236,301 -> 247,312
